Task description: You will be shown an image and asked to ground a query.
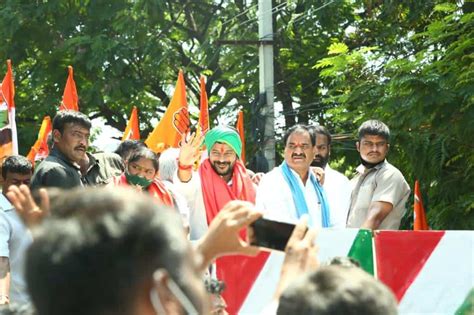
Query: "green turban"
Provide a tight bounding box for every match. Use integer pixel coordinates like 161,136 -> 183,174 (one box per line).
204,126 -> 242,158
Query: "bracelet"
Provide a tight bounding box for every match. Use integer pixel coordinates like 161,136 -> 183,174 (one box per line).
177,160 -> 193,171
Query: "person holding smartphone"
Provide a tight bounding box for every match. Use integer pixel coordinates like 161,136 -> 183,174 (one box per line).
256,124 -> 339,228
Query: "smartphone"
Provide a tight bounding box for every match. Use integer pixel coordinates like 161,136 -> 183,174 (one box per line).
249,218 -> 297,251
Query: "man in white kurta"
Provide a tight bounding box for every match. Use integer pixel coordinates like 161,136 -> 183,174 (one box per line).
256,125 -> 337,228
310,125 -> 351,228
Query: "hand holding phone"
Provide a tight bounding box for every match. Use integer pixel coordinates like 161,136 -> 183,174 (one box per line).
249,218 -> 304,251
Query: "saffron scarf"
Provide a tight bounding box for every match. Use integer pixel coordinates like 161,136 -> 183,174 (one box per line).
199,158 -> 255,224
281,161 -> 331,227
199,158 -> 269,315
112,174 -> 174,207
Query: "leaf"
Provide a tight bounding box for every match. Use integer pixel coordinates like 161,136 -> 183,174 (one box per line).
328,42 -> 349,55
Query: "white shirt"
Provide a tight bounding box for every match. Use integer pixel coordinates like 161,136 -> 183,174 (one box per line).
0,194 -> 33,304
256,165 -> 333,228
323,165 -> 351,228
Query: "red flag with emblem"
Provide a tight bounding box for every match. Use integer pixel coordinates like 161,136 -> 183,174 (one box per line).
145,70 -> 189,153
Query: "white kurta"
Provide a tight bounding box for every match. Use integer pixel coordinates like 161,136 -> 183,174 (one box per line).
256,165 -> 330,228
323,165 -> 351,228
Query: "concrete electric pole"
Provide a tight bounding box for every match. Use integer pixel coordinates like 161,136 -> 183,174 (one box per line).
258,0 -> 275,169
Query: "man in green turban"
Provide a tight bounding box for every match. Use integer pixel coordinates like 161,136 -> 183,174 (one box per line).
173,125 -> 268,313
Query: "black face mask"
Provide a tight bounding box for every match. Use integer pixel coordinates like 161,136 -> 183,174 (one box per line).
360,157 -> 384,169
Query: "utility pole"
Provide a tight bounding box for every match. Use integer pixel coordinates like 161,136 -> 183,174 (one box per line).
258,0 -> 275,169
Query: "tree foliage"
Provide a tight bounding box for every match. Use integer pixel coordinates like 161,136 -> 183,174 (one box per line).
0,0 -> 471,229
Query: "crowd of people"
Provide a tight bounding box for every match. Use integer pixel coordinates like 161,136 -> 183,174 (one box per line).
0,110 -> 409,314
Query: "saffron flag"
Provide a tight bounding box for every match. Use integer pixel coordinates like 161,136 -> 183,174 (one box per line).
145,70 -> 189,153
27,116 -> 52,164
198,76 -> 209,135
122,106 -> 140,141
60,66 -> 79,111
236,110 -> 246,163
413,180 -> 429,230
0,59 -> 18,161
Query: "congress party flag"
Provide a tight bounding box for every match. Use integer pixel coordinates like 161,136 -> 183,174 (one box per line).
27,116 -> 52,164
145,70 -> 189,153
198,76 -> 209,135
236,110 -> 246,164
413,180 -> 429,230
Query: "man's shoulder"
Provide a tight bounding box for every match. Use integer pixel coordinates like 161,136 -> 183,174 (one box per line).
378,161 -> 407,180
326,166 -> 349,182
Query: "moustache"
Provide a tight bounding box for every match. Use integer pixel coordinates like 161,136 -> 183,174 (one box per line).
292,153 -> 306,158
214,161 -> 231,166
74,146 -> 87,151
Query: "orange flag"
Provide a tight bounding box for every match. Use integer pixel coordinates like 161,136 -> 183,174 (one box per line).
122,106 -> 140,141
27,116 -> 52,164
145,71 -> 189,153
198,76 -> 209,135
0,59 -> 18,160
60,66 -> 79,111
236,110 -> 246,164
414,180 -> 429,230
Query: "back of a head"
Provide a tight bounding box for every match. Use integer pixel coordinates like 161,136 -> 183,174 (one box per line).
158,148 -> 180,182
114,140 -> 147,161
26,187 -> 188,315
1,155 -> 33,179
277,265 -> 398,315
52,110 -> 91,133
357,120 -> 390,141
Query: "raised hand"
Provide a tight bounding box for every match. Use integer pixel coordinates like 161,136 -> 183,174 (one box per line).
195,200 -> 262,272
7,185 -> 50,228
177,132 -> 204,182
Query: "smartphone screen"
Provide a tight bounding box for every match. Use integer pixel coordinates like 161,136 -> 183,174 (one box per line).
249,218 -> 297,251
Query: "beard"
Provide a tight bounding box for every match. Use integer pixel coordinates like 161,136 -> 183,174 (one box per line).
211,161 -> 234,177
311,154 -> 329,168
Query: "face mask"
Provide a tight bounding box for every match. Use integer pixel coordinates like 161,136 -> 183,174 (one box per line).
150,270 -> 199,315
125,172 -> 153,189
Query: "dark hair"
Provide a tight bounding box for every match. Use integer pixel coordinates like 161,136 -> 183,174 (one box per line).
52,110 -> 91,134
277,266 -> 398,315
128,147 -> 159,172
1,155 -> 33,179
326,256 -> 360,268
282,125 -> 316,147
358,120 -> 390,141
26,187 -> 190,315
309,125 -> 332,146
114,140 -> 147,161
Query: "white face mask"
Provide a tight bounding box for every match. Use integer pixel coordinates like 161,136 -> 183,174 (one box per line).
150,270 -> 199,315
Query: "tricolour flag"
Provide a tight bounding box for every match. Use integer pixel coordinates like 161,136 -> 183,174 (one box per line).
27,116 -> 52,164
413,180 -> 429,230
0,59 -> 18,161
59,65 -> 79,111
232,229 -> 473,315
145,70 -> 189,153
198,76 -> 209,135
236,110 -> 246,164
122,106 -> 140,141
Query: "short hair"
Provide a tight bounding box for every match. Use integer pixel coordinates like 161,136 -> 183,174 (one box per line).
277,266 -> 398,315
358,120 -> 390,141
282,125 -> 316,147
128,147 -> 159,172
114,140 -> 147,161
1,155 -> 33,179
309,125 -> 332,146
52,110 -> 91,134
158,148 -> 180,182
26,187 -> 190,315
